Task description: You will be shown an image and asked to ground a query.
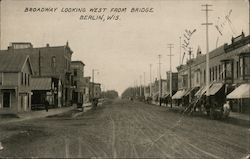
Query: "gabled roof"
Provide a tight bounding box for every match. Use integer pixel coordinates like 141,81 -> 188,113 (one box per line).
0,53 -> 33,73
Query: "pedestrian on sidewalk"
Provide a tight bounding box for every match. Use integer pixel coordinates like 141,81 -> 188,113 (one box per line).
223,100 -> 230,118
45,100 -> 49,112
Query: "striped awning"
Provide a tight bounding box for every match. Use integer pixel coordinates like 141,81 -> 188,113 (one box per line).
172,90 -> 186,99
227,84 -> 250,99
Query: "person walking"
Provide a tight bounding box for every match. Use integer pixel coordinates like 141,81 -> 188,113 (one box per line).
45,100 -> 49,112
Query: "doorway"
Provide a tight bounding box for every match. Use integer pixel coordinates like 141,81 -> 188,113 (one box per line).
3,92 -> 11,108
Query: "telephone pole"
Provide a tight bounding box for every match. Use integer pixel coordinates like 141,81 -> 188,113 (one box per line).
167,44 -> 174,108
158,54 -> 162,105
140,75 -> 142,97
202,4 -> 213,101
92,69 -> 99,100
179,37 -> 182,65
143,72 -> 146,99
149,64 -> 152,97
188,47 -> 193,103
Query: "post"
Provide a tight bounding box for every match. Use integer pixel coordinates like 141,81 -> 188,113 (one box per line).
179,37 -> 182,65
92,69 -> 94,100
150,64 -> 152,97
158,54 -> 162,106
143,72 -> 146,99
139,75 -> 142,97
188,47 -> 192,103
202,4 -> 213,107
168,44 -> 174,108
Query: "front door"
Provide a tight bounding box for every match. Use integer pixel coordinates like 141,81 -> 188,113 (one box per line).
3,92 -> 11,108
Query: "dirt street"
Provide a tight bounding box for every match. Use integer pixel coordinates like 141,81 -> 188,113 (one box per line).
0,99 -> 249,158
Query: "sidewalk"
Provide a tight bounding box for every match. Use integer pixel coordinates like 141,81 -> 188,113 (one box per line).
150,102 -> 250,123
229,112 -> 250,122
0,106 -> 75,125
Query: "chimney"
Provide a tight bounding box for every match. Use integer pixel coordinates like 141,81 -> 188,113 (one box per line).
46,43 -> 50,47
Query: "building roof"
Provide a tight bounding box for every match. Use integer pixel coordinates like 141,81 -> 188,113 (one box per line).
0,43 -> 72,75
71,60 -> 85,66
0,53 -> 32,73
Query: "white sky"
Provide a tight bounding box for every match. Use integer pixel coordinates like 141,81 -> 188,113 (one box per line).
1,0 -> 249,95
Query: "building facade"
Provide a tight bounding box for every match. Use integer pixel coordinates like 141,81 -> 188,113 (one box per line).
174,32 -> 250,113
0,42 -> 74,107
0,54 -> 33,114
71,61 -> 85,106
83,77 -> 91,103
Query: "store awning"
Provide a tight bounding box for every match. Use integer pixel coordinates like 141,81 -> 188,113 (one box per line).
195,86 -> 206,97
163,93 -> 170,98
172,90 -> 186,99
209,83 -> 224,95
31,77 -> 52,90
227,83 -> 250,99
184,87 -> 199,96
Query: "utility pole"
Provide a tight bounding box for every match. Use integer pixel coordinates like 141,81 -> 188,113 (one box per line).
149,64 -> 152,97
0,0 -> 1,50
202,4 -> 213,103
188,47 -> 193,103
143,72 -> 146,99
92,69 -> 94,100
92,69 -> 98,101
140,75 -> 142,97
158,54 -> 162,106
179,37 -> 182,65
167,44 -> 174,108
135,79 -> 138,97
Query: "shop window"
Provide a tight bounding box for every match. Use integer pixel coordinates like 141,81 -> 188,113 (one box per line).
240,55 -> 250,79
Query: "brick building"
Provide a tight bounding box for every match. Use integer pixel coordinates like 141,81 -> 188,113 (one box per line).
174,32 -> 250,113
71,61 -> 85,106
0,42 -> 74,107
0,53 -> 33,113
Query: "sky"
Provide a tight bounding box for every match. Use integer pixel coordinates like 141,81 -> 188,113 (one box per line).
0,0 -> 249,95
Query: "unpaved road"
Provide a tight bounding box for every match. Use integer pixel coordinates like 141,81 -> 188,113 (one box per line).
0,99 -> 249,158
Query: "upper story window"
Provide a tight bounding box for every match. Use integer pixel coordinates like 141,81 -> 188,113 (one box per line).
221,59 -> 234,83
21,72 -> 24,85
74,69 -> 77,76
0,73 -> 2,85
239,53 -> 250,80
182,74 -> 188,88
51,56 -> 56,68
